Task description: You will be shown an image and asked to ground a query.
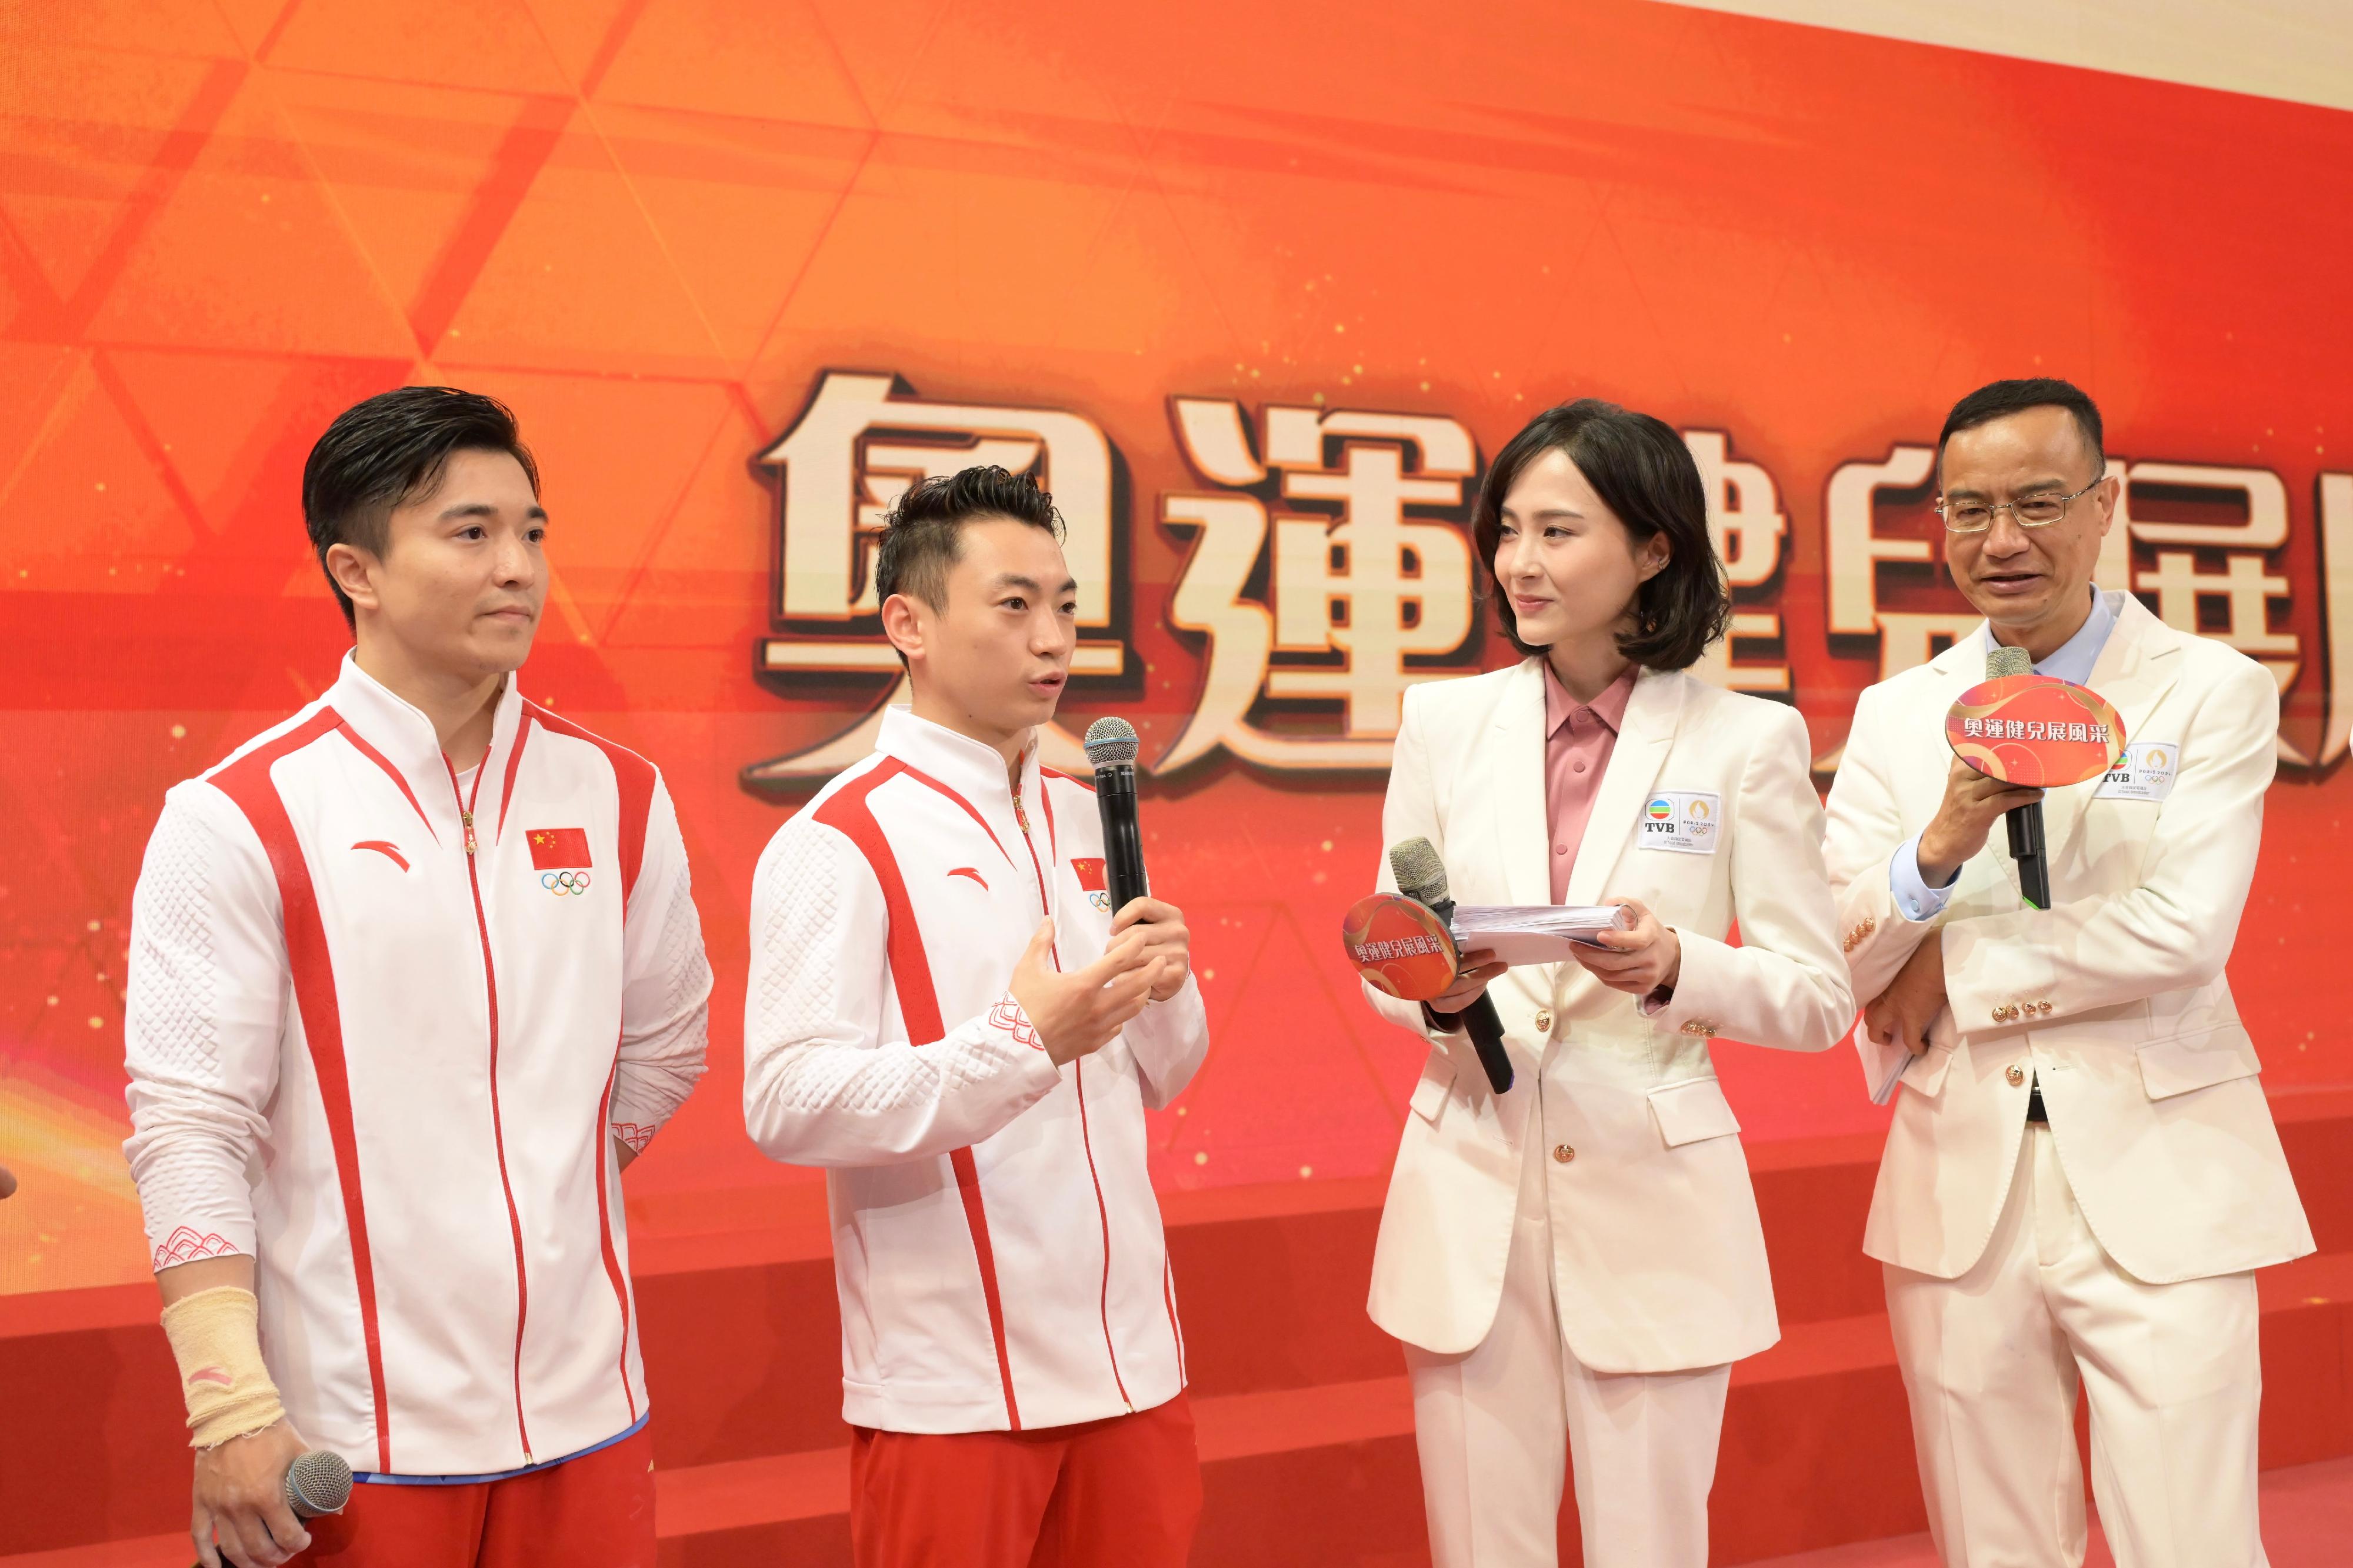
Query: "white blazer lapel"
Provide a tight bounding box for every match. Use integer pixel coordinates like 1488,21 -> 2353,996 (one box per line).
1488,660 -> 1553,909
2090,596 -> 2187,747
1562,668 -> 1681,910
2042,594 -> 2184,869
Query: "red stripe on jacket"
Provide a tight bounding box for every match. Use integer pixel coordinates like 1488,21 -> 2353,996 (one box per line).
815,759 -> 1024,1431
209,709 -> 396,1473
514,702 -> 648,1420
522,702 -> 654,907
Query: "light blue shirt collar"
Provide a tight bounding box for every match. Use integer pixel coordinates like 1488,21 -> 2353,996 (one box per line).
1981,587 -> 2115,687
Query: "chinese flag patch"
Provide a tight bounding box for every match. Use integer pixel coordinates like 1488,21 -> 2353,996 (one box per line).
1071,858 -> 1108,892
527,828 -> 592,869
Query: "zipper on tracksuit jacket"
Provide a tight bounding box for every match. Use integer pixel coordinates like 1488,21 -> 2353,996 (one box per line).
1012,776 -> 1134,1413
445,749 -> 536,1465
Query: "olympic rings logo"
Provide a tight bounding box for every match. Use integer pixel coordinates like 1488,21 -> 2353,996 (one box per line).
541,870 -> 593,896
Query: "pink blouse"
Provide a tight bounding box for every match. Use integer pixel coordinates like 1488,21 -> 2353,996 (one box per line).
1543,663 -> 1637,905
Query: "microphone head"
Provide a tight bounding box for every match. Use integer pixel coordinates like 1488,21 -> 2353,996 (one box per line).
1986,644 -> 2032,679
1082,716 -> 1139,769
283,1449 -> 354,1518
1388,837 -> 1450,905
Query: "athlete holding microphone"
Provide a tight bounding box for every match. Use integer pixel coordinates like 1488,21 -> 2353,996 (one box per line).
122,388 -> 712,1567
744,466 -> 1209,1567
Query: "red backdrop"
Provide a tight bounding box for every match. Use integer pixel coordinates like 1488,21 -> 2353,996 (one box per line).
5,0 -> 2351,1300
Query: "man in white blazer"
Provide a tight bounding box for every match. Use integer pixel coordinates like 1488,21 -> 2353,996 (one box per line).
1364,401 -> 1855,1567
1824,378 -> 2311,1567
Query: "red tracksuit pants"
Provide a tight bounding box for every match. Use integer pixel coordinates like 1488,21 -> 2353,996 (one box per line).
288,1423 -> 655,1568
850,1391 -> 1201,1568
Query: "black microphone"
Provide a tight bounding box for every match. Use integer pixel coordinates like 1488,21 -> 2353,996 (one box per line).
1985,645 -> 2051,910
1388,838 -> 1513,1095
1082,717 -> 1149,915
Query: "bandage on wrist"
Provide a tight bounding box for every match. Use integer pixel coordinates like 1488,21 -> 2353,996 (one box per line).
160,1286 -> 285,1449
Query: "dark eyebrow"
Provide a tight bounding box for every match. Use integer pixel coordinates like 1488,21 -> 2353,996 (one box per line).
439,502 -> 549,522
1503,507 -> 1584,522
1943,476 -> 2071,502
991,573 -> 1078,595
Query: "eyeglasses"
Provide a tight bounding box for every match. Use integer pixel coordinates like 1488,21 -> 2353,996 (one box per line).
1934,476 -> 2104,534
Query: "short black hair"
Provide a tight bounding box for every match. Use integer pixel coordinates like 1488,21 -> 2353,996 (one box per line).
302,386 -> 539,628
1937,378 -> 2105,482
872,465 -> 1065,616
1471,399 -> 1731,670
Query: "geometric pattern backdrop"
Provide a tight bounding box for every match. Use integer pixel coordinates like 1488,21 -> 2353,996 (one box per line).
6,0 -> 2351,1296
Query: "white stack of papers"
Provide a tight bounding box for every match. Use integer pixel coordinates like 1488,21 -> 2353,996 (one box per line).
1855,1020 -> 1916,1105
1449,905 -> 1636,968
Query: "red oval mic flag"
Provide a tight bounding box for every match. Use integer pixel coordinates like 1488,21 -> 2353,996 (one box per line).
1341,893 -> 1461,1002
1946,675 -> 2128,786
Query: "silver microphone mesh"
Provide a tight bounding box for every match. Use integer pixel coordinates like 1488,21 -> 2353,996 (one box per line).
283,1449 -> 354,1519
1986,645 -> 2032,679
1388,836 -> 1449,905
1082,716 -> 1139,768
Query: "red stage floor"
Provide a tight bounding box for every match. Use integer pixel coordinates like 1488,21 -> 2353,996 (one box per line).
6,1090 -> 2346,1566
1751,1453 -> 2353,1567
7,1451 -> 2349,1567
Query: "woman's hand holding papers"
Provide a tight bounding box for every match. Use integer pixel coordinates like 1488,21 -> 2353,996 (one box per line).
1572,896 -> 1683,999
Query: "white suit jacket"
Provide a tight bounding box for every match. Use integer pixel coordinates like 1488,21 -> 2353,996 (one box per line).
1823,592 -> 2312,1283
1362,660 -> 1855,1371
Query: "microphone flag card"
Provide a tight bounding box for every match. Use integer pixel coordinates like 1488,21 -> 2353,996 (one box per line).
1341,893 -> 1461,1001
1946,674 -> 2127,786
1341,896 -> 1637,998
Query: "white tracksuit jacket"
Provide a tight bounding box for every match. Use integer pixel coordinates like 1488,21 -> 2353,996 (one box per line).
122,654 -> 711,1477
744,707 -> 1210,1434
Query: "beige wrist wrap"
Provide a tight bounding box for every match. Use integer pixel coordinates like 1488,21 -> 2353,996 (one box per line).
160,1286 -> 284,1449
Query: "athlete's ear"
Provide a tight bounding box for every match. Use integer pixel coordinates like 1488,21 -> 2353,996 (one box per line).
324,541 -> 383,616
879,591 -> 926,665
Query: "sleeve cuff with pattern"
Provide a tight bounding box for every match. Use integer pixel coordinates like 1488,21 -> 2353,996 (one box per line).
123,783 -> 285,1275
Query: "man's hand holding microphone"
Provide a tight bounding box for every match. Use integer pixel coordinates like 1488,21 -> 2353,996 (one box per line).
192,1420 -> 313,1567
1008,713 -> 1195,1067
1917,755 -> 2045,890
1009,898 -> 1191,1067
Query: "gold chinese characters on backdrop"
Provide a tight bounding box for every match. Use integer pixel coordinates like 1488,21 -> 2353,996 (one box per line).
745,373 -> 2353,788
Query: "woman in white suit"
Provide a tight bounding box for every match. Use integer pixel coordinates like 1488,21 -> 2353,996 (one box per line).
1364,401 -> 1855,1567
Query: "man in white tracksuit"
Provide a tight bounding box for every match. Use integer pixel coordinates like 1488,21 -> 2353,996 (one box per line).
123,388 -> 710,1568
745,465 -> 1209,1567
